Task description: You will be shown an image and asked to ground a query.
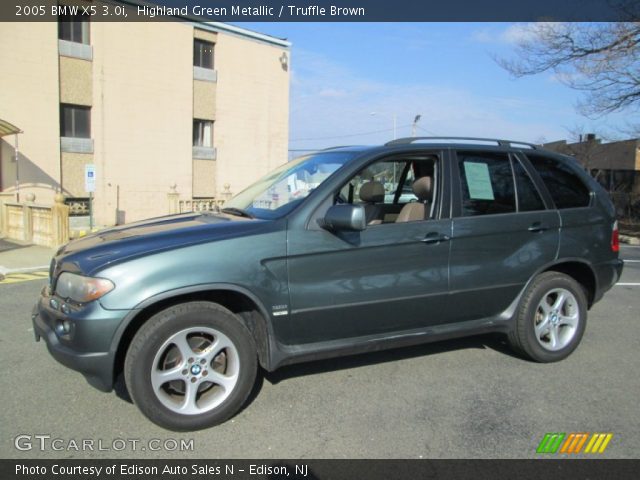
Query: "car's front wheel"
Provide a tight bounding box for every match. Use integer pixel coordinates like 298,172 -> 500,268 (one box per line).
508,272 -> 588,362
124,301 -> 257,431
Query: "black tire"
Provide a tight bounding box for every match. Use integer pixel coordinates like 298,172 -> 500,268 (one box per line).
124,301 -> 257,431
508,272 -> 588,362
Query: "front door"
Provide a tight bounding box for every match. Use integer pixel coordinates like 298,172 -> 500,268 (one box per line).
282,153 -> 453,346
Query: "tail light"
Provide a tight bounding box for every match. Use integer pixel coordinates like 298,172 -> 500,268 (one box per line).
611,221 -> 620,253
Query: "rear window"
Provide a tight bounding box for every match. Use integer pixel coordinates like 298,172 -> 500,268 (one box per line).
527,154 -> 591,209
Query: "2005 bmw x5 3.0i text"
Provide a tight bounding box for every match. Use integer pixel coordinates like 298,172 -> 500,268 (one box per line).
33,137 -> 623,431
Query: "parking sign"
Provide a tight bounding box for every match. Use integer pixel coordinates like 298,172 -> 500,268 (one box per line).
85,164 -> 96,193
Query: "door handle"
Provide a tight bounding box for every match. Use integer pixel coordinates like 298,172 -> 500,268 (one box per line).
420,232 -> 450,244
528,222 -> 548,233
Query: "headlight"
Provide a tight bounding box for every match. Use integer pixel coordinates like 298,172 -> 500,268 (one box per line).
55,273 -> 115,303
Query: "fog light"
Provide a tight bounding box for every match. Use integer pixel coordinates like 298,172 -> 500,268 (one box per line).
49,298 -> 59,310
54,320 -> 72,336
60,303 -> 70,315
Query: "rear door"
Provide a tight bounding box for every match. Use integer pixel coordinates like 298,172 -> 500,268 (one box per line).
447,149 -> 560,323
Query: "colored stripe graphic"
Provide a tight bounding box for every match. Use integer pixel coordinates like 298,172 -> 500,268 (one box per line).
537,433 -> 565,453
584,433 -> 613,454
559,433 -> 588,454
538,433 -> 613,454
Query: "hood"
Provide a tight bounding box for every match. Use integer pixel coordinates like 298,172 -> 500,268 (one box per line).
54,212 -> 272,276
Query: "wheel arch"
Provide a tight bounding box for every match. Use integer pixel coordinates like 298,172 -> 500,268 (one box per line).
541,259 -> 597,307
110,284 -> 275,387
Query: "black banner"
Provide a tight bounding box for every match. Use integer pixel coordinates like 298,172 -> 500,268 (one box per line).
3,459 -> 640,480
1,0 -> 637,22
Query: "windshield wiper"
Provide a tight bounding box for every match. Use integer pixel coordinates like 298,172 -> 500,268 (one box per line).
220,207 -> 254,219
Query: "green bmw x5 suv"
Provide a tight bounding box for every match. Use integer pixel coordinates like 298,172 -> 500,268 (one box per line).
33,137 -> 623,431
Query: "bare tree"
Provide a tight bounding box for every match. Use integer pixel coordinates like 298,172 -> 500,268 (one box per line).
497,21 -> 640,117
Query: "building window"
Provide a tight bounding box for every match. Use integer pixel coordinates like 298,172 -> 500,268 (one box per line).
194,39 -> 214,69
61,104 -> 91,138
58,14 -> 90,44
193,120 -> 213,147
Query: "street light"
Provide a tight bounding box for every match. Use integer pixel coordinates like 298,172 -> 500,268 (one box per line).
412,114 -> 422,137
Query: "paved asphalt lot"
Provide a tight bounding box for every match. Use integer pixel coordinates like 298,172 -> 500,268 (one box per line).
1,246 -> 638,459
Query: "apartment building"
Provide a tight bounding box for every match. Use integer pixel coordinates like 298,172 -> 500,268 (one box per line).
0,9 -> 290,226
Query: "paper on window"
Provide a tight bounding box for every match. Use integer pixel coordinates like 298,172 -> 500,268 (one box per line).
463,161 -> 494,200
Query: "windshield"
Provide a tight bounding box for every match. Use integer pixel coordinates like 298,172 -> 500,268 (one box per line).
223,151 -> 355,219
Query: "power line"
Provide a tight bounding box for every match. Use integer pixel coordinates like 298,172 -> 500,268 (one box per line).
415,124 -> 440,136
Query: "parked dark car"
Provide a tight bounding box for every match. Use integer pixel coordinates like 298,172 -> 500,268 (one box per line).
33,137 -> 623,431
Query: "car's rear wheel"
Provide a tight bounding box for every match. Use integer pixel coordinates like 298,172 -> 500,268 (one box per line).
508,272 -> 588,362
124,301 -> 257,431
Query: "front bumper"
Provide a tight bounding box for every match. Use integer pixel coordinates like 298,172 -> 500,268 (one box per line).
32,287 -> 130,392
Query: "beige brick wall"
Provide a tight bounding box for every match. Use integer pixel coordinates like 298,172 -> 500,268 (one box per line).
90,21 -> 194,225
0,22 -> 61,204
0,139 -> 17,191
192,159 -> 217,197
61,152 -> 94,196
194,29 -> 218,43
214,33 -> 290,196
59,56 -> 92,106
193,80 -> 216,121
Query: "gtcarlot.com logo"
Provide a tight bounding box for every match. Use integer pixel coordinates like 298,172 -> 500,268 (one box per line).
536,432 -> 613,454
14,434 -> 194,452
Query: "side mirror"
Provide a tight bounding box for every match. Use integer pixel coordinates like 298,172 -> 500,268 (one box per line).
319,204 -> 366,232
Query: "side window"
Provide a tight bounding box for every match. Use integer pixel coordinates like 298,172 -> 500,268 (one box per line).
339,160 -> 413,205
457,152 -> 515,216
513,159 -> 545,212
527,154 -> 591,209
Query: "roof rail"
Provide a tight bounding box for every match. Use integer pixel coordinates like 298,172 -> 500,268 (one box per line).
385,137 -> 539,149
322,145 -> 356,151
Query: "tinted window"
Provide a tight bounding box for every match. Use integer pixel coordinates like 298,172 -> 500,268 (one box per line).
58,14 -> 89,44
193,119 -> 213,147
60,104 -> 90,138
527,154 -> 590,209
194,39 -> 214,69
458,152 -> 515,216
513,160 -> 545,211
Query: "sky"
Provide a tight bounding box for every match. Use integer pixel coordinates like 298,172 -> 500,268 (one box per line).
234,22 -> 638,154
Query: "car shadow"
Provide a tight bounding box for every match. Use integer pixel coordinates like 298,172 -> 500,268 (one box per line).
112,333 -> 522,416
263,332 -> 522,385
113,373 -> 133,403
